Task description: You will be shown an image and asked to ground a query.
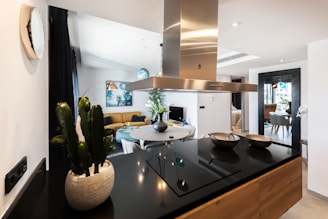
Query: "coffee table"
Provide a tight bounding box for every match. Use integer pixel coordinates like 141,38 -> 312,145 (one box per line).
115,126 -> 139,144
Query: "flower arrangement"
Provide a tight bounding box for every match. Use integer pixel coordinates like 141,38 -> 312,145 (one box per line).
296,105 -> 308,118
146,89 -> 170,121
145,99 -> 170,121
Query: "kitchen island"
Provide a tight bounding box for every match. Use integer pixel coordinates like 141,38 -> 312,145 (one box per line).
5,137 -> 302,219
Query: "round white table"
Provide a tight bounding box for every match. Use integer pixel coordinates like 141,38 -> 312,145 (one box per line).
130,125 -> 189,147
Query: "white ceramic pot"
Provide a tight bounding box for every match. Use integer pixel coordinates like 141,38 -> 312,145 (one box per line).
65,160 -> 115,211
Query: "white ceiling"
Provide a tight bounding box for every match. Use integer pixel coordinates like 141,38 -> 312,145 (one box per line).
47,0 -> 328,77
68,13 -> 162,74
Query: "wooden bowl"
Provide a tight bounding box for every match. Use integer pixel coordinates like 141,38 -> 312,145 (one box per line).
208,133 -> 240,149
245,134 -> 272,148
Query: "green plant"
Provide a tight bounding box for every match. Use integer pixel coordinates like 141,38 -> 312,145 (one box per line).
50,97 -> 115,176
279,97 -> 289,105
147,89 -> 168,121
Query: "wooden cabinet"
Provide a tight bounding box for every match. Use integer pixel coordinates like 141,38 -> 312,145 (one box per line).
177,177 -> 260,219
177,157 -> 302,219
259,157 -> 302,219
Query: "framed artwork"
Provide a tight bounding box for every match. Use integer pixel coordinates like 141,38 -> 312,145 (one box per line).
106,81 -> 132,107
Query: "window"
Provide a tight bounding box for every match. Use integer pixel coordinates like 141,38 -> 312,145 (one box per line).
264,82 -> 292,112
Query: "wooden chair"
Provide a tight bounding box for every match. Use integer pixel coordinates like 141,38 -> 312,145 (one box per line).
264,104 -> 277,122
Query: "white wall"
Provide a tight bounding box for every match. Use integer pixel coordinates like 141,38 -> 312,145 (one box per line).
78,66 -> 151,116
307,39 -> 328,197
164,92 -> 198,127
165,75 -> 231,138
164,91 -> 231,139
0,0 -> 48,217
240,76 -> 251,132
196,93 -> 231,138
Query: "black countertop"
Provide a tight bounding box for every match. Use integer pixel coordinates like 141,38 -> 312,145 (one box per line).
6,137 -> 300,219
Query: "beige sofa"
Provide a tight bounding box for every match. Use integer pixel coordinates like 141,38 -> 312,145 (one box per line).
103,111 -> 150,132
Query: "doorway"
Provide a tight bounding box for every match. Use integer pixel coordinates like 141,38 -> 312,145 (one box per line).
231,77 -> 244,133
258,68 -> 300,150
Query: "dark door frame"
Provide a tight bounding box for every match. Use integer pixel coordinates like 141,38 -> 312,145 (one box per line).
258,68 -> 301,150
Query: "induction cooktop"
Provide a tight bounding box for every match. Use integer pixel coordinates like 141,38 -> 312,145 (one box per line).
146,148 -> 240,197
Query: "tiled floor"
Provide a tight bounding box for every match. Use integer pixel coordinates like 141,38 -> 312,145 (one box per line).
264,123 -> 292,145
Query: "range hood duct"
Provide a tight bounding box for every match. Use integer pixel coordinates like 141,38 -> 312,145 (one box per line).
126,0 -> 257,92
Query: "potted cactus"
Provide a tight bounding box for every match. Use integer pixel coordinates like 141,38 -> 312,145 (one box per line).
51,97 -> 115,211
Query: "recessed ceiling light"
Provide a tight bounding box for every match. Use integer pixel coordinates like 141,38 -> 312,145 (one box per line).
280,59 -> 285,63
231,22 -> 241,28
217,48 -> 259,68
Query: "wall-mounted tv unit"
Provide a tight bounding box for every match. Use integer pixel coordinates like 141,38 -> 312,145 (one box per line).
169,106 -> 184,122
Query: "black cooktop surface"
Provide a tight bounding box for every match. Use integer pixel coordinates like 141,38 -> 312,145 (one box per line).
146,147 -> 240,197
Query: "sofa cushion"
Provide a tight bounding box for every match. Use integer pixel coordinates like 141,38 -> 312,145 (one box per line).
131,115 -> 146,122
104,112 -> 123,123
103,116 -> 113,125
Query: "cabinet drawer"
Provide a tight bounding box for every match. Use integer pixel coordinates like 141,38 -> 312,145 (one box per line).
177,178 -> 260,219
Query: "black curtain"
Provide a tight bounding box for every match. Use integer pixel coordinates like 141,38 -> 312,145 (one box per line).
48,6 -> 77,172
49,6 -> 75,138
71,49 -> 80,120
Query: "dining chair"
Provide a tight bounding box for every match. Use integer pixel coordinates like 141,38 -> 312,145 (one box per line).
264,104 -> 277,122
144,141 -> 165,149
121,139 -> 142,154
269,113 -> 278,134
182,125 -> 196,141
270,113 -> 290,137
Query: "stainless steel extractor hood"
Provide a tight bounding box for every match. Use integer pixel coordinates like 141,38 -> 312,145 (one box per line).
126,0 -> 257,92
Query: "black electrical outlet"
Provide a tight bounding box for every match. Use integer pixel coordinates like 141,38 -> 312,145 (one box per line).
5,156 -> 27,194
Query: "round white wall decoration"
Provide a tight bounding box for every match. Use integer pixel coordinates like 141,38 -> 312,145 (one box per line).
19,4 -> 45,60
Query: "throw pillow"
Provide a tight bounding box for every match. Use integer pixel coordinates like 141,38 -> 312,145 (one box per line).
131,115 -> 146,122
103,116 -> 113,125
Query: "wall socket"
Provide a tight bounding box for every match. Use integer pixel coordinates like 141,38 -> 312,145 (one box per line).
5,156 -> 27,194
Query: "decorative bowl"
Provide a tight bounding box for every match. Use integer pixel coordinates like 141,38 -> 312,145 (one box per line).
245,134 -> 272,148
208,132 -> 240,149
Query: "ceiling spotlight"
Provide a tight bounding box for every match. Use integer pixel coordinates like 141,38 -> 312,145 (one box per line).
231,22 -> 241,28
280,59 -> 285,63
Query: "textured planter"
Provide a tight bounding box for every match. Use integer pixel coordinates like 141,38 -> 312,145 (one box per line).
65,160 -> 115,211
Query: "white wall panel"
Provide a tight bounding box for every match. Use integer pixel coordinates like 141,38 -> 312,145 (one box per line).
307,39 -> 328,198
0,0 -> 48,216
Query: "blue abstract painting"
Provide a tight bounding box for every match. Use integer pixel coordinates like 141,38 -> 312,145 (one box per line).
106,81 -> 132,107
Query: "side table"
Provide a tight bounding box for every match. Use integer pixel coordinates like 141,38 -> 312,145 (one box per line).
300,139 -> 308,166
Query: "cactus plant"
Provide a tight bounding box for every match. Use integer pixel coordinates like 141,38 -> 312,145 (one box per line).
50,97 -> 115,176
